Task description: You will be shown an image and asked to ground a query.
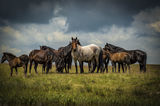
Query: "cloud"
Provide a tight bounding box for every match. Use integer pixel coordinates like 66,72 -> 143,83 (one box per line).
150,21 -> 160,33
0,45 -> 21,55
0,6 -> 160,64
132,6 -> 160,37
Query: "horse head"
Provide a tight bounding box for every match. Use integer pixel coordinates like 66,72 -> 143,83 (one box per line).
1,53 -> 7,63
1,52 -> 16,63
71,37 -> 80,52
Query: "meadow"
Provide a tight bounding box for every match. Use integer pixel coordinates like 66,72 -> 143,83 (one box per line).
0,64 -> 160,106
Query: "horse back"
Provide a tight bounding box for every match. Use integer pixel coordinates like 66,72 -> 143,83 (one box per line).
10,57 -> 23,67
111,52 -> 129,62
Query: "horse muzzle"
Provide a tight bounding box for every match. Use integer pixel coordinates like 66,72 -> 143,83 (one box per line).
73,49 -> 76,52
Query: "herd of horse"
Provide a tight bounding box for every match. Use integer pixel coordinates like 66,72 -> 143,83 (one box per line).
1,37 -> 147,76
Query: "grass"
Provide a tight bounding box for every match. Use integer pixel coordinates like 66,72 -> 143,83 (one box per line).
0,64 -> 160,106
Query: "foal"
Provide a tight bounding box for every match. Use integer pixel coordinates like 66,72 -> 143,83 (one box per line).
1,52 -> 29,76
103,49 -> 131,73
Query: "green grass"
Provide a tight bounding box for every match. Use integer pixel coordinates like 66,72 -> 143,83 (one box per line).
0,64 -> 160,106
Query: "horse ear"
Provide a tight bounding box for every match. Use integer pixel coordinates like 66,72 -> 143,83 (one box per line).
76,37 -> 77,40
71,37 -> 73,40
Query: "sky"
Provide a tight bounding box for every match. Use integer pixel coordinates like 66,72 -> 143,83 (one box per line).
0,0 -> 160,64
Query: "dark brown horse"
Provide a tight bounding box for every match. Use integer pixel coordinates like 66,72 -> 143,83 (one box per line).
103,49 -> 131,73
40,46 -> 66,73
1,52 -> 29,76
40,43 -> 72,73
29,49 -> 54,74
104,43 -> 147,72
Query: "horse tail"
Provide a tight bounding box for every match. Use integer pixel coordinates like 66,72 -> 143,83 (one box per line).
69,57 -> 72,69
143,52 -> 147,72
98,48 -> 104,72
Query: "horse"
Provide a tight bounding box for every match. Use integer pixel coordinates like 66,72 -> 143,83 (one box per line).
57,43 -> 72,73
29,49 -> 54,74
71,37 -> 104,73
103,49 -> 131,73
104,43 -> 147,72
1,52 -> 29,76
40,44 -> 72,73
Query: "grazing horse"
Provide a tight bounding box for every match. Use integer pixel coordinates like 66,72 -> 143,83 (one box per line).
29,49 -> 54,74
1,52 -> 29,76
105,43 -> 147,72
103,49 -> 131,73
58,43 -> 72,73
71,37 -> 104,73
40,45 -> 69,73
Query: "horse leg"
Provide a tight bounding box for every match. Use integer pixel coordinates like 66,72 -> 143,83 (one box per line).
121,63 -> 124,73
79,61 -> 84,73
111,62 -> 114,72
34,62 -> 38,74
115,63 -> 117,72
139,64 -> 143,72
42,64 -> 45,74
143,65 -> 146,72
118,63 -> 120,73
88,61 -> 91,73
15,67 -> 18,75
22,64 -> 26,76
67,62 -> 70,73
10,67 -> 13,77
124,64 -> 127,72
29,60 -> 33,74
142,61 -> 146,72
90,59 -> 96,73
64,62 -> 67,73
46,63 -> 50,74
96,57 -> 100,73
25,63 -> 28,77
104,61 -> 107,73
128,64 -> 130,73
74,60 -> 78,74
106,58 -> 109,73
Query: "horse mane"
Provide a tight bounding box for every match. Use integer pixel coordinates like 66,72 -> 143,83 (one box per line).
106,43 -> 126,52
58,43 -> 72,55
40,45 -> 55,51
3,52 -> 16,59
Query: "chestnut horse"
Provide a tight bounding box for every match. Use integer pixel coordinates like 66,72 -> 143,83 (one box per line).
1,52 -> 29,76
103,49 -> 131,73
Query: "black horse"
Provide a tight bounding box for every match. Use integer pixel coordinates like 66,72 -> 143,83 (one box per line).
105,43 -> 147,72
1,52 -> 29,76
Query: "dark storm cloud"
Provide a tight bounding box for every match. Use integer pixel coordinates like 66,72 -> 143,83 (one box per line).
60,0 -> 160,32
0,0 -> 60,24
0,0 -> 160,31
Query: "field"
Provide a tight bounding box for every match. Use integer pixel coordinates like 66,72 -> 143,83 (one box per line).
0,64 -> 160,106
